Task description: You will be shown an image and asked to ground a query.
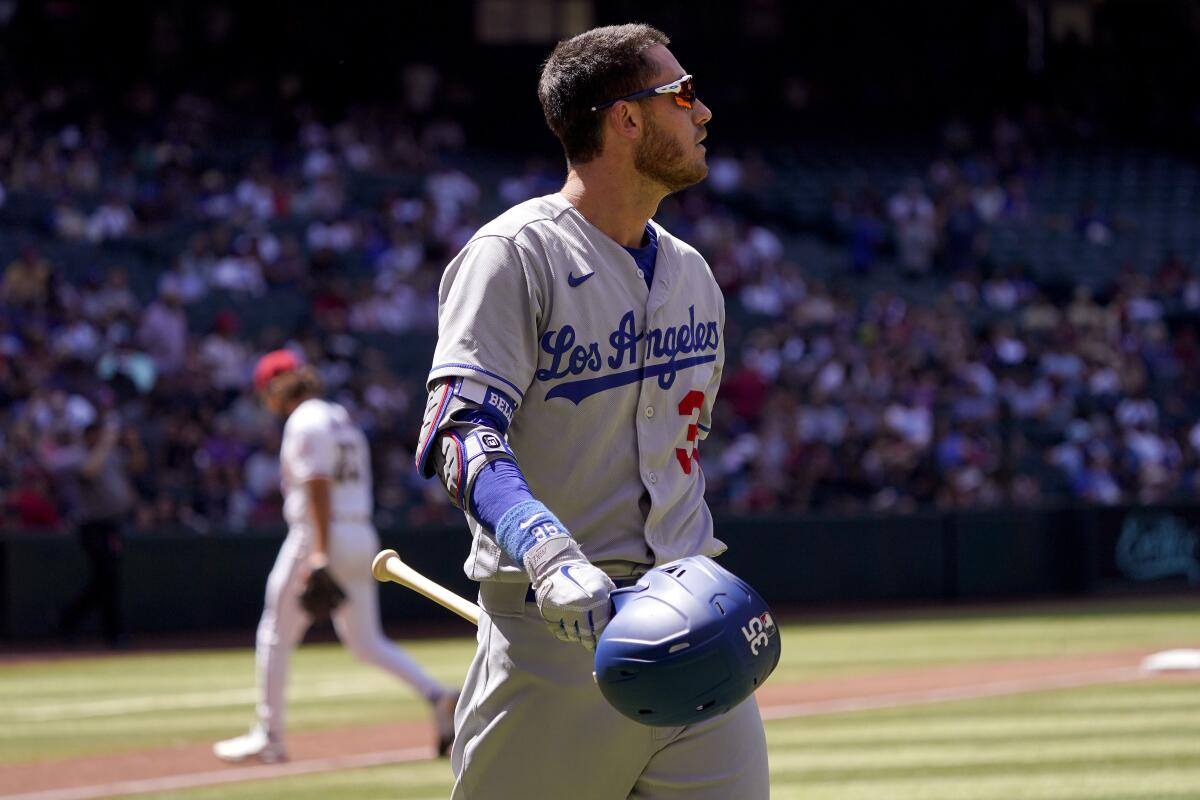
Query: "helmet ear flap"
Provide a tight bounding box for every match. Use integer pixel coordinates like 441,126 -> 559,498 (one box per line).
593,555 -> 781,727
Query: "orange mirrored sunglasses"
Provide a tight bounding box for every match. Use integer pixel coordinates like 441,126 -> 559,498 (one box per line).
591,74 -> 695,112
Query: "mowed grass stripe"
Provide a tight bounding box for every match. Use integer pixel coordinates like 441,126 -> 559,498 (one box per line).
766,690 -> 1200,747
765,681 -> 1200,796
767,737 -> 1200,775
123,759 -> 456,800
768,766 -> 1200,800
3,602 -> 1196,764
9,599 -> 1193,704
106,679 -> 1200,800
0,643 -> 472,764
0,644 -> 471,702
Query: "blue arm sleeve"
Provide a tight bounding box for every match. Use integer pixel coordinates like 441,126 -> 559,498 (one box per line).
469,458 -> 534,531
460,406 -> 570,564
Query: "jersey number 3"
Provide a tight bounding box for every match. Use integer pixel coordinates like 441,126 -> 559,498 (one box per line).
675,390 -> 705,475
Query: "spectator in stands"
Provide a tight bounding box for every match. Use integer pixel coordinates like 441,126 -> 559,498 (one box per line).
2,245 -> 53,311
848,193 -> 884,274
3,69 -> 1200,528
887,179 -> 937,275
209,236 -> 267,296
158,255 -> 208,305
86,192 -> 138,242
200,311 -> 250,393
57,417 -> 139,646
137,286 -> 188,375
4,465 -> 61,531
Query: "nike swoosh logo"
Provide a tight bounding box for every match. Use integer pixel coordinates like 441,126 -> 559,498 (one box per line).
559,564 -> 586,590
567,272 -> 593,287
518,514 -> 545,530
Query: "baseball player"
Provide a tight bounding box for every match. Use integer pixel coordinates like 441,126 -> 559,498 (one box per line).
415,23 -> 768,799
214,350 -> 457,763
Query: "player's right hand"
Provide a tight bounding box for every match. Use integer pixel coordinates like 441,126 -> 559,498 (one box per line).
524,538 -> 616,650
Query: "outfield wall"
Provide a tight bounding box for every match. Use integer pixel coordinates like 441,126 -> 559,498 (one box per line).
2,505 -> 1197,640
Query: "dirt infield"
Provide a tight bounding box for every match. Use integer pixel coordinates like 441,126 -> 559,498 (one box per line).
4,646 -> 1194,800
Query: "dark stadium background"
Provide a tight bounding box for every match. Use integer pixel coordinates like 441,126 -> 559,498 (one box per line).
2,0 -> 1199,640
5,1 -> 1200,146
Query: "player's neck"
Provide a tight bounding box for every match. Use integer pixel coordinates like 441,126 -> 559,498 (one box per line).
282,394 -> 318,418
561,166 -> 661,248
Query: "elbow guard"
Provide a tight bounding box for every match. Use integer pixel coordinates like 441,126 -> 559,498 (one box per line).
415,378 -> 517,509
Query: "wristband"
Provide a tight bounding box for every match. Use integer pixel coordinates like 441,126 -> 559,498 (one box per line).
495,500 -> 570,564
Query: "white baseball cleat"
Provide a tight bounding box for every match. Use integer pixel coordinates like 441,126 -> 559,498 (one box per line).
434,690 -> 459,758
213,726 -> 287,764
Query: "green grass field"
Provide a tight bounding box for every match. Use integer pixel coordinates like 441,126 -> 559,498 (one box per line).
2,597 -> 1198,798
126,680 -> 1200,800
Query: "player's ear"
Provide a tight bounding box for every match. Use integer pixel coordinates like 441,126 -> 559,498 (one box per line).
607,100 -> 643,143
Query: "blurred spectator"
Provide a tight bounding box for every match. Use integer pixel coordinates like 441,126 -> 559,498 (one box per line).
4,466 -> 61,530
887,180 -> 937,275
158,256 -> 208,304
1,72 -> 1199,531
86,194 -> 138,242
2,245 -> 53,310
57,417 -> 138,646
82,267 -> 139,322
137,287 -> 188,375
200,312 -> 250,392
209,237 -> 266,295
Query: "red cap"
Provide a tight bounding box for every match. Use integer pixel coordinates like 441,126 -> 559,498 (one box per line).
253,350 -> 300,392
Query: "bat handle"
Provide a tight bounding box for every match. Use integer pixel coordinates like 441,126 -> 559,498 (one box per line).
372,549 -> 482,625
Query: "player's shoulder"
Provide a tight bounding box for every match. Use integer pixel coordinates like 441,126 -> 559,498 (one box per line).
650,219 -> 707,266
284,398 -> 343,435
466,194 -> 573,251
651,220 -> 720,287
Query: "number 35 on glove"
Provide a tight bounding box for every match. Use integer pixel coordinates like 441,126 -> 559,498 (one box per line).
299,566 -> 347,617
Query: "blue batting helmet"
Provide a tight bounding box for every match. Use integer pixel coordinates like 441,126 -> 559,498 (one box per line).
593,555 -> 781,727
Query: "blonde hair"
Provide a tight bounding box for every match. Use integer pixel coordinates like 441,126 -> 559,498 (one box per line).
267,365 -> 322,405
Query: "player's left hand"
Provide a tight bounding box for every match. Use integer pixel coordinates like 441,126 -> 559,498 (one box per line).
299,565 -> 346,618
525,538 -> 616,650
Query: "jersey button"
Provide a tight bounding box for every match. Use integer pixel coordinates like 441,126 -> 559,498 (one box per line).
636,269 -> 645,279
644,406 -> 655,418
648,472 -> 658,484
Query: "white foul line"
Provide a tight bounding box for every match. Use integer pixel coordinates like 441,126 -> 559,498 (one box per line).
0,665 -> 1154,800
0,747 -> 434,800
759,666 -> 1145,720
10,681 -> 388,722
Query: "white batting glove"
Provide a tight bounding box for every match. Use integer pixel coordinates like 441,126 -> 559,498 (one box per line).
523,537 -> 615,650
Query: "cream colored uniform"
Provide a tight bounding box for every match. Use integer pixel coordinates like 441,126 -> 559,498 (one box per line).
255,398 -> 444,739
427,194 -> 768,799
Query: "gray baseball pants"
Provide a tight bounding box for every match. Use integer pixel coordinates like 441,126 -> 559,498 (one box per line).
450,581 -> 770,799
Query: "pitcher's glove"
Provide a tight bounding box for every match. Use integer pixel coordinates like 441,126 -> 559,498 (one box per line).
299,566 -> 346,617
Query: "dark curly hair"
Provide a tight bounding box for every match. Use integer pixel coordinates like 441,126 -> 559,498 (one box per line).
537,23 -> 670,165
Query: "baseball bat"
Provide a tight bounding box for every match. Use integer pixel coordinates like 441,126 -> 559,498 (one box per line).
371,549 -> 481,625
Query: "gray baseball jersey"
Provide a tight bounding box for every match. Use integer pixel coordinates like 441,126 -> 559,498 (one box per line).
429,192 -> 727,581
430,193 -> 768,799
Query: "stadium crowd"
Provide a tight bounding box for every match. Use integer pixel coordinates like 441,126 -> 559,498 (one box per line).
2,77 -> 1199,534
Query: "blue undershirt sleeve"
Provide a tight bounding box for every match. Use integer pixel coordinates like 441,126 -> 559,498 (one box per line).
457,406 -> 570,564
470,458 -> 535,532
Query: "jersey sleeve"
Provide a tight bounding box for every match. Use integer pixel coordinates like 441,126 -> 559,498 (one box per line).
428,235 -> 541,407
286,420 -> 338,482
